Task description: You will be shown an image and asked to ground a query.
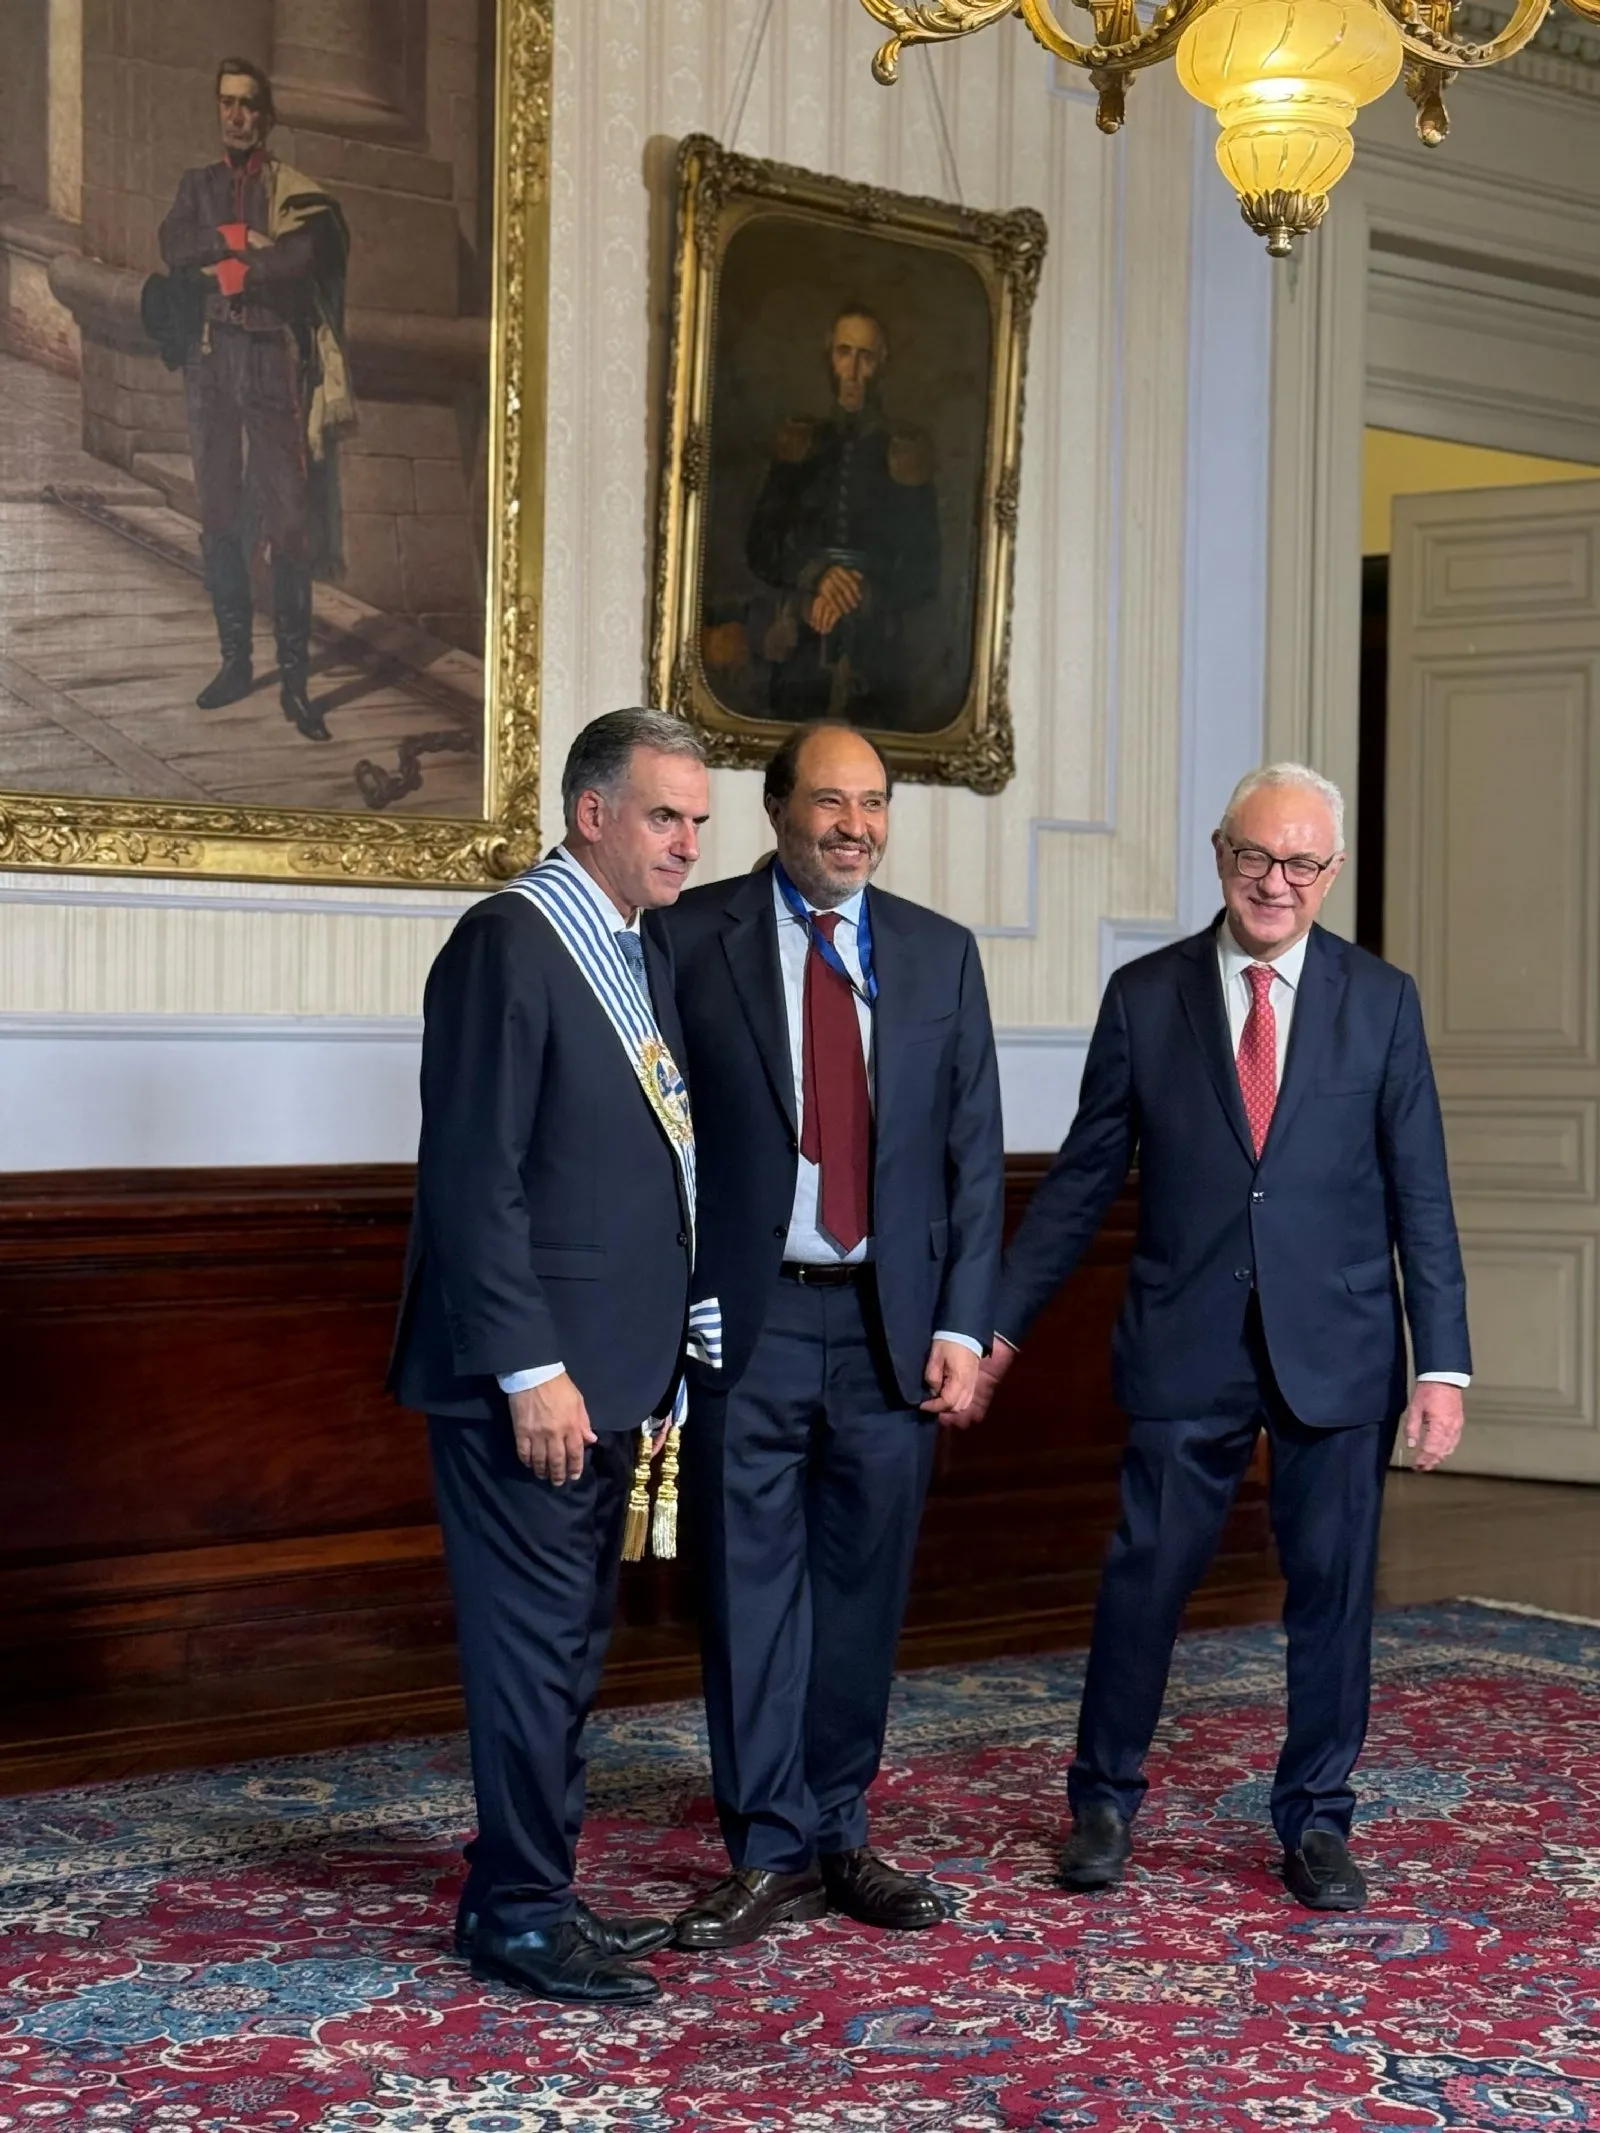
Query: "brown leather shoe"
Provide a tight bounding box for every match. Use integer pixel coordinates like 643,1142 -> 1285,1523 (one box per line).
674,1866 -> 827,1950
821,1846 -> 947,1929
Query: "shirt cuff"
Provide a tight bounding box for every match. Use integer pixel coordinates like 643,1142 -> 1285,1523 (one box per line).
1416,1370 -> 1470,1389
932,1329 -> 983,1357
498,1362 -> 565,1395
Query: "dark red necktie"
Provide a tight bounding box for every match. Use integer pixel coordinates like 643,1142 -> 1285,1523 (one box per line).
799,911 -> 871,1252
1236,963 -> 1278,1157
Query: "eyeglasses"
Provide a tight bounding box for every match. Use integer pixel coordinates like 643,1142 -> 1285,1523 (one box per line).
1225,839 -> 1337,890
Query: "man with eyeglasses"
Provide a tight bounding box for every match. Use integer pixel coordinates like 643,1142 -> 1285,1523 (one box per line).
968,762 -> 1470,1913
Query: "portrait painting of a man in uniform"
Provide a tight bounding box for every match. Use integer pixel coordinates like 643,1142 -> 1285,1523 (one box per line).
653,137 -> 1043,794
151,57 -> 354,743
0,0 -> 527,864
743,304 -> 940,731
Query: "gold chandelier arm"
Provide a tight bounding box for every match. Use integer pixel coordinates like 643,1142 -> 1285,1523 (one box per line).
856,0 -> 1024,84
1377,0 -> 1553,68
1560,0 -> 1600,21
1020,0 -> 1222,69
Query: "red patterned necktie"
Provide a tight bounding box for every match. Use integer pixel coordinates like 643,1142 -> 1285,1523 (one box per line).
1236,963 -> 1278,1157
799,911 -> 871,1252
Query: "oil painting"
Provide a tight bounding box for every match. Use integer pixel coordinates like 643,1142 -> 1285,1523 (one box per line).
652,135 -> 1046,794
0,0 -> 549,883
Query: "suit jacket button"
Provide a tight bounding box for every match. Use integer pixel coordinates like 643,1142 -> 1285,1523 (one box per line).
1234,1267 -> 1251,1282
677,1230 -> 688,1247
773,1225 -> 787,1239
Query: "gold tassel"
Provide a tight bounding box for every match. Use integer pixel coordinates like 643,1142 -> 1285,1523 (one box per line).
620,1427 -> 653,1562
650,1426 -> 681,1561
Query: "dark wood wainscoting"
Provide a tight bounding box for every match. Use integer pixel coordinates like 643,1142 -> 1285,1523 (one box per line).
0,1161 -> 1275,1792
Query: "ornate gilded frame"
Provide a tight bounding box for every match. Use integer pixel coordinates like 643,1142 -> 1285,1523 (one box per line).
651,135 -> 1046,795
0,0 -> 551,886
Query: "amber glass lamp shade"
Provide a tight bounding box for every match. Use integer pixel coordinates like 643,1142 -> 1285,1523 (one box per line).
1177,0 -> 1405,254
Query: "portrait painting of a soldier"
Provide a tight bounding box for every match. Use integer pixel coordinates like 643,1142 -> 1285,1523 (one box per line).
744,306 -> 940,731
149,57 -> 354,743
682,186 -> 1021,771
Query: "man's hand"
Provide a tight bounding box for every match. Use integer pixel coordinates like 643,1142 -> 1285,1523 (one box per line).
807,564 -> 864,637
509,1371 -> 596,1486
963,1337 -> 1017,1425
210,255 -> 249,299
245,229 -> 272,250
920,1340 -> 982,1424
1402,1380 -> 1465,1472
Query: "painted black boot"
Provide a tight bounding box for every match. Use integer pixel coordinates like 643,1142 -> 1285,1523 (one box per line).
273,555 -> 329,742
196,535 -> 254,709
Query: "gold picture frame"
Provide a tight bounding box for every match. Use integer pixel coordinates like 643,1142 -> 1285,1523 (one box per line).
0,0 -> 551,886
651,134 -> 1046,794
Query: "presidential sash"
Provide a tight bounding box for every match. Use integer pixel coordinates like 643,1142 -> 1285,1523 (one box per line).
505,853 -> 718,1559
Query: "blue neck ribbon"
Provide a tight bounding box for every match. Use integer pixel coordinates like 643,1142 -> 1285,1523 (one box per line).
773,860 -> 878,1006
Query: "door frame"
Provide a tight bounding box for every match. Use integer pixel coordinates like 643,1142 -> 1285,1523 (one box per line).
1263,68 -> 1600,934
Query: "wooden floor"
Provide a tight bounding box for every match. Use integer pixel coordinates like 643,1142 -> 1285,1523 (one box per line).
1376,1470 -> 1600,1618
0,1473 -> 1589,1796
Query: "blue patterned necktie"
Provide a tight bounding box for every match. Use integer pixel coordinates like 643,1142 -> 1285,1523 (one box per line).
616,927 -> 649,1000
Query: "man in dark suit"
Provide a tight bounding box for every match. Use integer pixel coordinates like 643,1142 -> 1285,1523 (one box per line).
971,763 -> 1470,1912
390,708 -> 711,2004
655,720 -> 1004,1950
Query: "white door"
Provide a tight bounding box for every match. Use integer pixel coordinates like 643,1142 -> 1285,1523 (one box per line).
1386,480 -> 1600,1481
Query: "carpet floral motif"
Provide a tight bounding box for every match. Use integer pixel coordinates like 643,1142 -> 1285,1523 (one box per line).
1,1601 -> 1598,2130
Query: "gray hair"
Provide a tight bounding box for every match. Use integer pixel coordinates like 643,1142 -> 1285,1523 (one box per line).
560,708 -> 706,831
1217,762 -> 1346,853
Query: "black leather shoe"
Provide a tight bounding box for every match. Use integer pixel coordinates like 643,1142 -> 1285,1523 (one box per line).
1059,1801 -> 1133,1891
1283,1829 -> 1367,1911
821,1847 -> 946,1929
574,1898 -> 674,1959
674,1866 -> 827,1950
454,1895 -> 672,1962
469,1919 -> 659,2004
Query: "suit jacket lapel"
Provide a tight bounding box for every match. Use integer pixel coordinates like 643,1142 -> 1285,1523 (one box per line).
1265,925 -> 1347,1154
863,884 -> 903,1144
1178,928 -> 1255,1162
719,863 -> 798,1135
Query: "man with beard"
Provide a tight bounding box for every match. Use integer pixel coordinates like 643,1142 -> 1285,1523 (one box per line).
745,308 -> 940,731
653,719 -> 1004,1950
155,58 -> 353,742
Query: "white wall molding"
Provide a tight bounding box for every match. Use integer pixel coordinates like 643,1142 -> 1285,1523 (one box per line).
0,1015 -> 427,1170
0,1010 -> 1084,1164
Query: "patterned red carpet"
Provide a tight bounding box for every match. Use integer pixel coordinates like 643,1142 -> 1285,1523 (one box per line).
2,1601 -> 1598,2131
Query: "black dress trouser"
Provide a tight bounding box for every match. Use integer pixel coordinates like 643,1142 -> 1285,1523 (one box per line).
428,1415 -> 632,1935
687,1275 -> 938,1874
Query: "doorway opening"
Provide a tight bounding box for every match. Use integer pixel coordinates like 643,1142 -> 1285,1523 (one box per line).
1354,428 -> 1600,957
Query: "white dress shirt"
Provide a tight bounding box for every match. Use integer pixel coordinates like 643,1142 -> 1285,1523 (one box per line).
499,847 -> 641,1398
773,868 -> 979,1355
1217,921 -> 1468,1391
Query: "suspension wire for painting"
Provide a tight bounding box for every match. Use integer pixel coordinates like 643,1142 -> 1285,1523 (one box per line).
919,48 -> 965,206
720,0 -> 964,209
720,0 -> 782,149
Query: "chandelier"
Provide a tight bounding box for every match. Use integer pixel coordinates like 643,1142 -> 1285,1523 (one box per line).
856,0 -> 1600,254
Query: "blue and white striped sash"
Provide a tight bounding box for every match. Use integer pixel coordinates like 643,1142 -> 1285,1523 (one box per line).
506,855 -> 697,1228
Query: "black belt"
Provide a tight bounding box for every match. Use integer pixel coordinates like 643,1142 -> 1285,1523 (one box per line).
780,1261 -> 867,1287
